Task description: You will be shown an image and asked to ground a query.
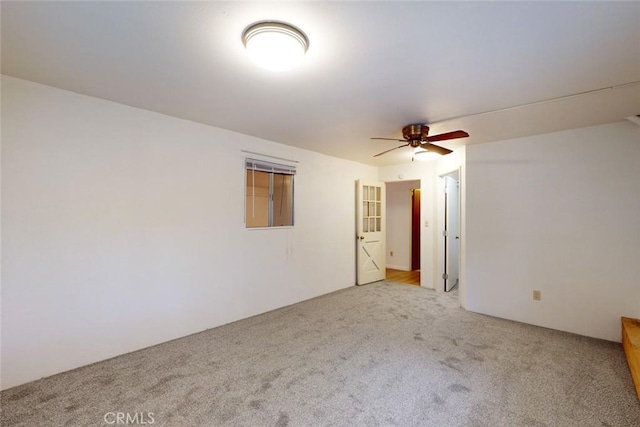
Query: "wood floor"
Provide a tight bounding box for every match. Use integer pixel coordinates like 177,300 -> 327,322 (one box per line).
386,268 -> 420,286
622,317 -> 640,399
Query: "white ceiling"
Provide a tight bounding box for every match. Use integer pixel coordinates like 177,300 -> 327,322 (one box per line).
2,1 -> 639,166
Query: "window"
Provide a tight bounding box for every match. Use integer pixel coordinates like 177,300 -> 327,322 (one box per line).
245,158 -> 295,228
361,184 -> 382,233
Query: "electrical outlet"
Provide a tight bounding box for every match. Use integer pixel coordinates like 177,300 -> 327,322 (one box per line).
533,290 -> 541,301
390,251 -> 394,256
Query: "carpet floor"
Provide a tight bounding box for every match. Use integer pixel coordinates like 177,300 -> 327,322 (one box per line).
1,281 -> 639,426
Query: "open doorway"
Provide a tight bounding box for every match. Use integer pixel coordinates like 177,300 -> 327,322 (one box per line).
442,171 -> 460,293
385,180 -> 420,286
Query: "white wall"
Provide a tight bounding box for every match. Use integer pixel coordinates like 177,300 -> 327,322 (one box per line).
1,76 -> 377,389
385,180 -> 419,271
466,122 -> 640,342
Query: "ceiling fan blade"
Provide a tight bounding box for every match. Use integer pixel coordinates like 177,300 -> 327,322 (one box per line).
371,137 -> 406,142
418,142 -> 453,155
425,130 -> 469,143
374,143 -> 409,157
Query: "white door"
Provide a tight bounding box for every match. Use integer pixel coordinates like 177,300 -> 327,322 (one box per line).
356,180 -> 386,285
444,174 -> 460,292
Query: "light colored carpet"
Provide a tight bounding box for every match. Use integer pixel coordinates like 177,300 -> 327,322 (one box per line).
2,281 -> 639,426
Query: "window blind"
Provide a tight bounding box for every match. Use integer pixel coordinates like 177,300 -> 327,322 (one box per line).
245,158 -> 296,175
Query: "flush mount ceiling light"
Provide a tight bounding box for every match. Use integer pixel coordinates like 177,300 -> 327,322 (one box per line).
242,21 -> 309,72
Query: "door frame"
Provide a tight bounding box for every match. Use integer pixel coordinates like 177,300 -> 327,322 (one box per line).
382,179 -> 421,286
437,168 -> 461,294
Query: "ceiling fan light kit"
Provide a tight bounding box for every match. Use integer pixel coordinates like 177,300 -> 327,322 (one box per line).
242,21 -> 309,72
371,124 -> 469,158
413,149 -> 440,162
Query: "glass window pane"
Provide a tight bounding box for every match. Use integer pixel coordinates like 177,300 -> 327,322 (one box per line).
246,170 -> 269,227
363,201 -> 369,218
376,218 -> 381,232
363,218 -> 369,232
272,173 -> 293,226
376,186 -> 381,201
363,186 -> 369,201
376,202 -> 381,217
369,218 -> 375,232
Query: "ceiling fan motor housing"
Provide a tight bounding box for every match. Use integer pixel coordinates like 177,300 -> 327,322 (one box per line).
402,124 -> 429,146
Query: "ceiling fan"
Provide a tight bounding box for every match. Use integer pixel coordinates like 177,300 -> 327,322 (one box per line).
371,124 -> 469,157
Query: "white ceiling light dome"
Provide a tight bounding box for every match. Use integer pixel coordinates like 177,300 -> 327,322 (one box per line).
413,149 -> 441,162
242,21 -> 309,72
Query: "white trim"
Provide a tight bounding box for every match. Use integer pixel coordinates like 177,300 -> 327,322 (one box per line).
240,149 -> 299,164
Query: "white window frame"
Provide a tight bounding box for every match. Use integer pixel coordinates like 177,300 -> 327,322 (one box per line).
245,157 -> 296,228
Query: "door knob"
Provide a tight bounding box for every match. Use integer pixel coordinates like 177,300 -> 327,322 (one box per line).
359,236 -> 365,240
